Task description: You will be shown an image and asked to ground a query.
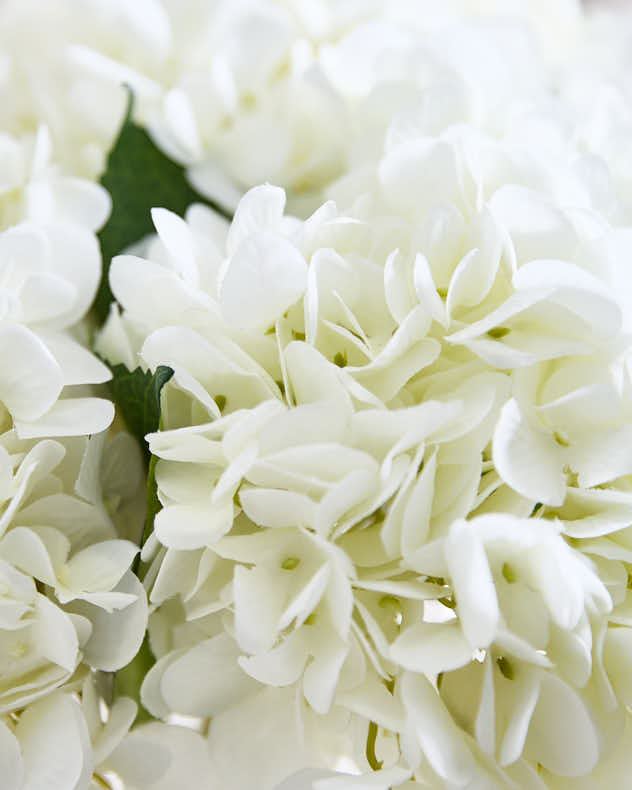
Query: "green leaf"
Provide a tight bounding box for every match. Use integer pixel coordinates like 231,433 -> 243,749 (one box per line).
95,88 -> 231,322
106,362 -> 173,575
107,363 -> 174,459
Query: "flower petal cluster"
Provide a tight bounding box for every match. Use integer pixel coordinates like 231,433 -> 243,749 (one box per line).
0,431 -> 147,708
0,428 -> 155,790
0,125 -> 114,437
6,0 -> 632,788
0,0 -> 586,204
99,76 -> 632,784
1,674 -> 217,790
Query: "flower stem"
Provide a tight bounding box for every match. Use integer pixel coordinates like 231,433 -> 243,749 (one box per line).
113,634 -> 154,724
366,720 -> 383,771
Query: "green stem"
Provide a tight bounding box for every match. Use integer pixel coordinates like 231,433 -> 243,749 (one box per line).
113,634 -> 155,724
366,720 -> 384,771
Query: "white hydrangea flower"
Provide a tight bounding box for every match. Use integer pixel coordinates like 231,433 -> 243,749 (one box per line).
0,126 -> 115,438
0,0 -> 586,209
1,674 -> 218,790
0,429 -> 147,723
100,108 -> 632,787
32,1 -> 632,788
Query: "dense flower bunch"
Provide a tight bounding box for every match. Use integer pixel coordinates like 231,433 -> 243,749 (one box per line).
3,0 -> 632,788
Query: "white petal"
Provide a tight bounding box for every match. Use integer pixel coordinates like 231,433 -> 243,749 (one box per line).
93,303 -> 136,371
603,628 -> 632,706
110,254 -> 212,329
73,431 -> 106,505
494,629 -> 553,668
401,448 -> 438,555
219,231 -> 307,330
16,692 -> 91,790
78,591 -> 137,610
249,443 -> 378,496
165,87 -> 202,157
142,325 -> 277,410
106,722 -> 216,790
337,676 -> 405,733
312,767 -> 413,789
45,223 -> 102,327
187,160 -> 243,216
0,323 -> 62,421
50,178 -> 111,231
65,571 -> 148,671
381,443 -> 426,557
36,330 -> 112,385
493,399 -> 565,506
234,564 -> 288,653
240,488 -> 316,528
401,671 -> 478,785
569,425 -> 632,488
257,400 -> 349,455
239,629 -> 310,687
19,274 -> 76,324
161,635 -> 260,717
446,243 -> 500,316
0,720 -> 22,790
15,397 -> 114,439
391,621 -> 472,676
315,469 -> 376,537
498,668 -> 541,767
489,184 -> 576,263
557,487 -> 632,539
92,696 -> 137,766
379,139 -> 462,220
141,651 -> 183,720
429,371 -> 501,444
445,288 -> 550,345
222,399 -> 285,460
284,341 -> 350,406
279,564 -> 331,631
227,184 -> 286,255
350,335 -> 439,403
101,723 -> 170,786
384,249 -> 415,324
211,441 -> 257,504
523,672 -> 599,776
514,259 -> 621,340
17,493 -> 113,548
352,400 -> 462,464
303,638 -> 347,714
151,207 -> 198,286
154,502 -> 233,550
446,519 -> 499,648
413,252 -> 447,327
63,540 -> 138,596
208,686 -> 312,790
0,527 -> 57,586
67,45 -> 161,99
33,594 -> 78,672
30,126 -> 51,177
475,655 -> 495,755
275,768 -> 413,790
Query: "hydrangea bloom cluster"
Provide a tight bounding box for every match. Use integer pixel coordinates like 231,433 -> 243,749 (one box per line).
4,0 -> 632,789
0,70 -> 212,790
97,8 -> 632,783
0,0 -> 587,200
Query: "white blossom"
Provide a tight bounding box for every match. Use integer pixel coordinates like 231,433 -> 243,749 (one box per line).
5,0 -> 632,788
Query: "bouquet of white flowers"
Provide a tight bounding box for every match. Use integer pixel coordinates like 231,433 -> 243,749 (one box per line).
2,1 -> 632,788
